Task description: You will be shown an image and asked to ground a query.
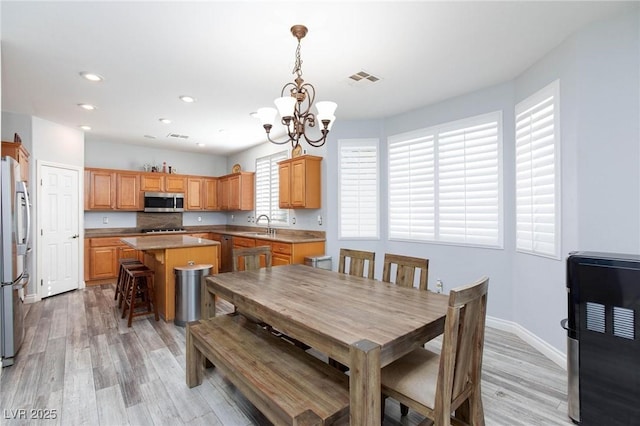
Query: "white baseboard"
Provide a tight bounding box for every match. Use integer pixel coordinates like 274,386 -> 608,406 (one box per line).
486,316 -> 567,370
24,293 -> 40,304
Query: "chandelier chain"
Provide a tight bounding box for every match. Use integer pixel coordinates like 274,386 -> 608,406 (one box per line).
293,39 -> 303,78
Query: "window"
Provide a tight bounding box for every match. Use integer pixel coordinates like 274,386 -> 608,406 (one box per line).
515,80 -> 560,258
339,139 -> 379,239
388,111 -> 502,248
255,151 -> 289,226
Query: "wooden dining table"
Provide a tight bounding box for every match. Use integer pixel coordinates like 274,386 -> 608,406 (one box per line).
201,264 -> 449,425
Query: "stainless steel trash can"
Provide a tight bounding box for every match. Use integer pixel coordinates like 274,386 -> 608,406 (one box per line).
174,263 -> 212,326
304,255 -> 332,270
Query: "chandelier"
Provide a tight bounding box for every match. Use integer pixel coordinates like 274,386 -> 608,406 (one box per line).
256,25 -> 337,148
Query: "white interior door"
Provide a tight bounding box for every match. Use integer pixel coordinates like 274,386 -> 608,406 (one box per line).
40,163 -> 80,297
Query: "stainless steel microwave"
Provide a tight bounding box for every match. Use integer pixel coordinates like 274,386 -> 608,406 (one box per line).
143,192 -> 184,212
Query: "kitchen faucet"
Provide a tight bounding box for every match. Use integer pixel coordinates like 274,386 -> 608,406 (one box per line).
256,214 -> 274,236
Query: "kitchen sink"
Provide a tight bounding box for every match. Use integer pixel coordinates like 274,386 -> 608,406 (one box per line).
238,232 -> 272,237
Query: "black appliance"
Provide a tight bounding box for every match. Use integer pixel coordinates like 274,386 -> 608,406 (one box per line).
143,192 -> 184,212
563,252 -> 640,425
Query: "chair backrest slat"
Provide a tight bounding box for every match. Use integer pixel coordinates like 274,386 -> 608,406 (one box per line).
338,248 -> 375,279
232,246 -> 272,272
382,253 -> 429,290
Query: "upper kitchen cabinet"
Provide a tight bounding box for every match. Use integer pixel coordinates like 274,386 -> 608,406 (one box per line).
140,172 -> 186,193
85,168 -> 116,210
218,172 -> 254,211
186,176 -> 218,211
85,168 -> 140,211
204,177 -> 219,210
278,155 -> 322,209
115,172 -> 141,210
1,141 -> 30,183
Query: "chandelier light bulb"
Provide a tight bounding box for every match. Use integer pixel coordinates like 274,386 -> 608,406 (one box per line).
274,96 -> 296,119
256,107 -> 277,126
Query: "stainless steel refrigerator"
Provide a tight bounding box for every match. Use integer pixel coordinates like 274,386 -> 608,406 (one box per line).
1,156 -> 31,367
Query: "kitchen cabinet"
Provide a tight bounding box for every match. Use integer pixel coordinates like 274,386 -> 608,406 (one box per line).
270,241 -> 292,266
85,168 -> 140,211
218,172 -> 254,211
140,173 -> 186,193
278,155 -> 322,209
116,172 -> 141,210
186,177 -> 219,211
203,178 -> 219,210
85,169 -> 116,210
85,237 -> 142,284
1,141 -> 30,183
232,236 -> 324,267
232,236 -> 256,249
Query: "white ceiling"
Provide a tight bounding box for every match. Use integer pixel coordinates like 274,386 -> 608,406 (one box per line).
0,1 -> 632,155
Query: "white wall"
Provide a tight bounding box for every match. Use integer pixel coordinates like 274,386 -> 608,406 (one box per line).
512,6 -> 640,352
1,113 -> 85,298
85,138 -> 227,176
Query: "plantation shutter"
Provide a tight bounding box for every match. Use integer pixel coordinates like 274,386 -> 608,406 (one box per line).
438,116 -> 501,246
339,139 -> 379,238
515,81 -> 560,258
388,130 -> 435,240
255,151 -> 289,226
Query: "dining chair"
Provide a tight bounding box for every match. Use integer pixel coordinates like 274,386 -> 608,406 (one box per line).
380,276 -> 489,425
381,253 -> 429,291
231,246 -> 272,321
232,246 -> 272,272
338,248 -> 376,279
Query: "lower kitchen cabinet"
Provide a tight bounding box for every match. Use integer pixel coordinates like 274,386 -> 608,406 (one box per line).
231,236 -> 324,268
85,237 -> 142,284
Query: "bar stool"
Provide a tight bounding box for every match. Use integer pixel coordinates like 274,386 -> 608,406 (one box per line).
121,266 -> 158,327
115,259 -> 145,309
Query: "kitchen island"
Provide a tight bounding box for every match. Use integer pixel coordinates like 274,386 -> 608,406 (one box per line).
120,235 -> 219,321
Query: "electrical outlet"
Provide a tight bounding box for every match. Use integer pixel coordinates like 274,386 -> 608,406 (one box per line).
436,279 -> 444,293
197,216 -> 202,222
102,217 -> 109,224
231,214 -> 235,222
317,215 -> 322,225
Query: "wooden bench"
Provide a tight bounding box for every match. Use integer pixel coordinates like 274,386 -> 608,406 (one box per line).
186,314 -> 350,425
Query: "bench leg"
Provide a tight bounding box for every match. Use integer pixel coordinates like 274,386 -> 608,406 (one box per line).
186,323 -> 204,388
293,409 -> 323,426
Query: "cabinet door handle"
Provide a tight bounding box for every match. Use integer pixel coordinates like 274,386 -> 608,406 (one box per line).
71,234 -> 79,239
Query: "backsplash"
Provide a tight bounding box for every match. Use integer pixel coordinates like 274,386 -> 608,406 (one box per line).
136,212 -> 182,230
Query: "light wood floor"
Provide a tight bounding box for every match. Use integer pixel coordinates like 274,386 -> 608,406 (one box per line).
1,284 -> 573,425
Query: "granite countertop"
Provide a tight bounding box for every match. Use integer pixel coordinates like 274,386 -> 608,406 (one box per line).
120,235 -> 220,251
86,225 -> 325,244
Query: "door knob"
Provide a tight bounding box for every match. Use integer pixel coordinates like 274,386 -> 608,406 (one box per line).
71,234 -> 79,239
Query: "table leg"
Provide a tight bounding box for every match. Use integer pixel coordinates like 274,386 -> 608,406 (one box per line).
186,322 -> 203,387
350,339 -> 381,425
201,279 -> 216,320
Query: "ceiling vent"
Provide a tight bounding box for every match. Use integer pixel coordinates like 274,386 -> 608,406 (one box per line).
167,133 -> 189,139
348,70 -> 380,83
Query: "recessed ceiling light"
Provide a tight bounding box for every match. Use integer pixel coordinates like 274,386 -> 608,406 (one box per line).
77,103 -> 97,111
79,125 -> 92,131
79,72 -> 104,82
144,135 -> 156,139
196,142 -> 205,147
179,95 -> 196,103
159,118 -> 172,124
